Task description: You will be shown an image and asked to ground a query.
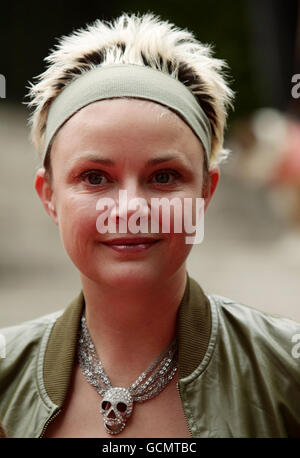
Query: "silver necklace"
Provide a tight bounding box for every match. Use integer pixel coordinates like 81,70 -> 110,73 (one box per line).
78,314 -> 178,435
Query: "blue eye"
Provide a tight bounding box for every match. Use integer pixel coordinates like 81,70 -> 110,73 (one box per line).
82,171 -> 108,186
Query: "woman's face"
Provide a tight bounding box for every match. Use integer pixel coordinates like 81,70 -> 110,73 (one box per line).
36,99 -> 219,289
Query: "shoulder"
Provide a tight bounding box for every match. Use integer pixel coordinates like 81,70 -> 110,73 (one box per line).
0,311 -> 63,383
209,293 -> 300,342
208,293 -> 300,379
0,311 -> 63,355
0,311 -> 64,436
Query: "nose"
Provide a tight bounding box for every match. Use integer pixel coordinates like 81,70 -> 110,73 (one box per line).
110,181 -> 150,228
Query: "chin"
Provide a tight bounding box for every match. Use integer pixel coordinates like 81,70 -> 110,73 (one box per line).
95,263 -> 162,290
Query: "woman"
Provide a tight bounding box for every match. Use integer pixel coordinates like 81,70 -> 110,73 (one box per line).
0,12 -> 299,438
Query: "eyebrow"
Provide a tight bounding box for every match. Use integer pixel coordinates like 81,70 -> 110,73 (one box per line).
70,153 -> 192,168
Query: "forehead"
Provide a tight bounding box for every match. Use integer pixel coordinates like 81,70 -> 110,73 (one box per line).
50,98 -> 204,167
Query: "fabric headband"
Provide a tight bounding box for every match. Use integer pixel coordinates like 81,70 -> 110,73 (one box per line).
43,64 -> 212,165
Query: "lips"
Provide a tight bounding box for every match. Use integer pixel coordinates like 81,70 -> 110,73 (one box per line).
101,237 -> 161,254
102,237 -> 160,246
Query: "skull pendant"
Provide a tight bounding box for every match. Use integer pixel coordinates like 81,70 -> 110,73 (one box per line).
100,387 -> 133,434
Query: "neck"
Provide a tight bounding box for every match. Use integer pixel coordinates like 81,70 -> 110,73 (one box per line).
80,267 -> 187,386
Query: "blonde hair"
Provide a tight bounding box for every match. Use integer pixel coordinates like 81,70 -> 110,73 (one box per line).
26,12 -> 234,168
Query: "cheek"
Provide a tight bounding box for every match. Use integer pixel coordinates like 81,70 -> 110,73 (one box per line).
56,194 -> 98,256
154,198 -> 196,254
162,195 -> 203,259
156,233 -> 193,279
155,195 -> 202,236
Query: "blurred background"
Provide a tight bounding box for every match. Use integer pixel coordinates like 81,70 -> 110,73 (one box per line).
0,0 -> 299,326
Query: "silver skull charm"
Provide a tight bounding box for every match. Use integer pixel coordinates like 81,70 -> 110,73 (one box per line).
100,387 -> 133,434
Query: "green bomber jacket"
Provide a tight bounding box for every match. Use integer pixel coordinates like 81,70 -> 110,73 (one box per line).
0,273 -> 300,438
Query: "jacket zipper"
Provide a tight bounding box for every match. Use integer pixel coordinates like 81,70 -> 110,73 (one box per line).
39,388 -> 190,437
176,382 -> 193,437
39,409 -> 61,438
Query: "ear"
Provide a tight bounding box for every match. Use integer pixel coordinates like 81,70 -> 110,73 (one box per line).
203,165 -> 220,212
34,168 -> 58,225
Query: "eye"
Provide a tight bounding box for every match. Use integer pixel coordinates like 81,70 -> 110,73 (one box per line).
152,170 -> 181,185
81,170 -> 109,186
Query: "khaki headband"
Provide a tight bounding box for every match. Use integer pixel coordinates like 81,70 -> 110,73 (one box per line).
43,64 -> 212,165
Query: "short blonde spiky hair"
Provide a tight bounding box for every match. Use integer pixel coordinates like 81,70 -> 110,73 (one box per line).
26,12 -> 234,168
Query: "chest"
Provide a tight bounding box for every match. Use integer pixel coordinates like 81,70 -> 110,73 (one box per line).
44,365 -> 191,438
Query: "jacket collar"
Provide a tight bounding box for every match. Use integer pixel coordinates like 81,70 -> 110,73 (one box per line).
43,272 -> 211,407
